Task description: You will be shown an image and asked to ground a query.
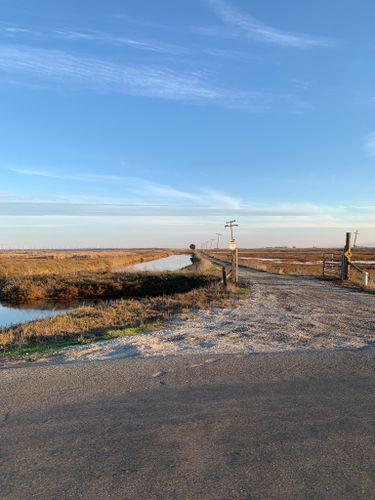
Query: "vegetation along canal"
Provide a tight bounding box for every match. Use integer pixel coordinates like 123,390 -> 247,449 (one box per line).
0,253 -> 193,329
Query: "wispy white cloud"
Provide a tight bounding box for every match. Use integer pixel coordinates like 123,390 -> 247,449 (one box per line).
6,170 -> 375,230
0,44 -> 306,112
364,131 -> 375,156
2,190 -> 375,234
6,167 -> 240,208
0,22 -> 189,56
207,0 -> 331,48
4,26 -> 33,34
0,45 -> 220,101
53,29 -> 190,56
0,192 -> 316,218
201,189 -> 240,209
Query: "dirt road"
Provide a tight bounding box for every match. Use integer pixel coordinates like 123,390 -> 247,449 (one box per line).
53,263 -> 375,363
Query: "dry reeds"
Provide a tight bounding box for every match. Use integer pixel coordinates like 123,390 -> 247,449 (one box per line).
0,284 -> 230,352
0,249 -> 181,279
0,272 -> 218,304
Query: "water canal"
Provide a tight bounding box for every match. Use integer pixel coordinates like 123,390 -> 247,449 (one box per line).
0,253 -> 192,328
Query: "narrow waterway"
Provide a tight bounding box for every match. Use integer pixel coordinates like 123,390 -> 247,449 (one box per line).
0,303 -> 69,329
0,253 -> 193,329
123,253 -> 192,272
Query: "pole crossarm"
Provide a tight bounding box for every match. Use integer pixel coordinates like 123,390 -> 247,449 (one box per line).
224,220 -> 238,240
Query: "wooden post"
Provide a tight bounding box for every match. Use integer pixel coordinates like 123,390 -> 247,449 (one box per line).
222,267 -> 227,290
235,248 -> 239,284
362,271 -> 369,289
228,239 -> 238,284
231,249 -> 235,283
341,232 -> 352,281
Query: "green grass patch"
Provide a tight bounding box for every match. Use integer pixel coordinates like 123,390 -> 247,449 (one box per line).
101,324 -> 164,340
233,287 -> 250,295
0,340 -> 81,359
0,323 -> 165,361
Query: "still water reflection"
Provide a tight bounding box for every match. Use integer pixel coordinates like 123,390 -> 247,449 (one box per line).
0,253 -> 193,329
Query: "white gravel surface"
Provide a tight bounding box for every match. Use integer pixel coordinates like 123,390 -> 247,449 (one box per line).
54,268 -> 375,364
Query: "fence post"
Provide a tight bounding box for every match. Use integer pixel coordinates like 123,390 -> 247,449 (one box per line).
235,248 -> 239,284
362,271 -> 369,289
222,266 -> 227,290
231,249 -> 236,284
341,232 -> 352,281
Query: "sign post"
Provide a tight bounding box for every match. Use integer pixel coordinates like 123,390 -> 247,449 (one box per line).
229,239 -> 238,284
225,220 -> 239,284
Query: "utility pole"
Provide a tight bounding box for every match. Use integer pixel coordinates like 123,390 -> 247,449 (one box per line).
225,220 -> 238,240
353,230 -> 359,249
216,233 -> 222,249
225,220 -> 239,284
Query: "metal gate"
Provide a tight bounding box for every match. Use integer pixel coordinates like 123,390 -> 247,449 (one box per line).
322,252 -> 342,279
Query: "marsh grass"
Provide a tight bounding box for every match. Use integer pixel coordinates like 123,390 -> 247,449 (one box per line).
0,249 -> 181,279
0,271 -> 213,305
0,283 -> 233,356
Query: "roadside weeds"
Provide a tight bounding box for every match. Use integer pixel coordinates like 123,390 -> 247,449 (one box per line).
0,284 -> 249,363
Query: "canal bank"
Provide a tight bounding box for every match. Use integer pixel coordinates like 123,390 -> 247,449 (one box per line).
0,253 -> 194,329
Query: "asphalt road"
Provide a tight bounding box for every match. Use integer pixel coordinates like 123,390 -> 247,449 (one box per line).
1,350 -> 375,499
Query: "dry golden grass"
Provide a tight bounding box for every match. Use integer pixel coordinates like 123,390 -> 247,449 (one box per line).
0,283 -> 231,353
1,272 -> 217,304
0,249 -> 182,279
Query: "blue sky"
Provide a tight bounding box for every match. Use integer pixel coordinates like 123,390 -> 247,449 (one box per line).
1,0 -> 375,248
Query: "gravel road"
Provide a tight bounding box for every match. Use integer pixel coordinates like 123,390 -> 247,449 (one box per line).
52,265 -> 375,363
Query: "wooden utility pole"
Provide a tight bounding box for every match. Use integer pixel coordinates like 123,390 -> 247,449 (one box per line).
225,220 -> 238,240
353,230 -> 359,249
341,232 -> 352,281
216,233 -> 222,249
226,220 -> 239,284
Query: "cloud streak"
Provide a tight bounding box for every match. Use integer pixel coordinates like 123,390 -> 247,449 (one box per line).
7,168 -> 240,208
0,193 -> 321,218
0,44 -> 306,111
0,45 -> 217,102
0,23 -> 190,56
1,191 -> 374,234
5,171 -> 374,230
52,29 -> 190,56
207,0 -> 331,48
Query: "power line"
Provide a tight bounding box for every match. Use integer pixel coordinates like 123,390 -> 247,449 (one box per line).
225,220 -> 238,240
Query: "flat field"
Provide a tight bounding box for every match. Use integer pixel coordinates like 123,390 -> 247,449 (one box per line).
0,249 -> 181,279
0,250 -> 232,357
208,247 -> 375,288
